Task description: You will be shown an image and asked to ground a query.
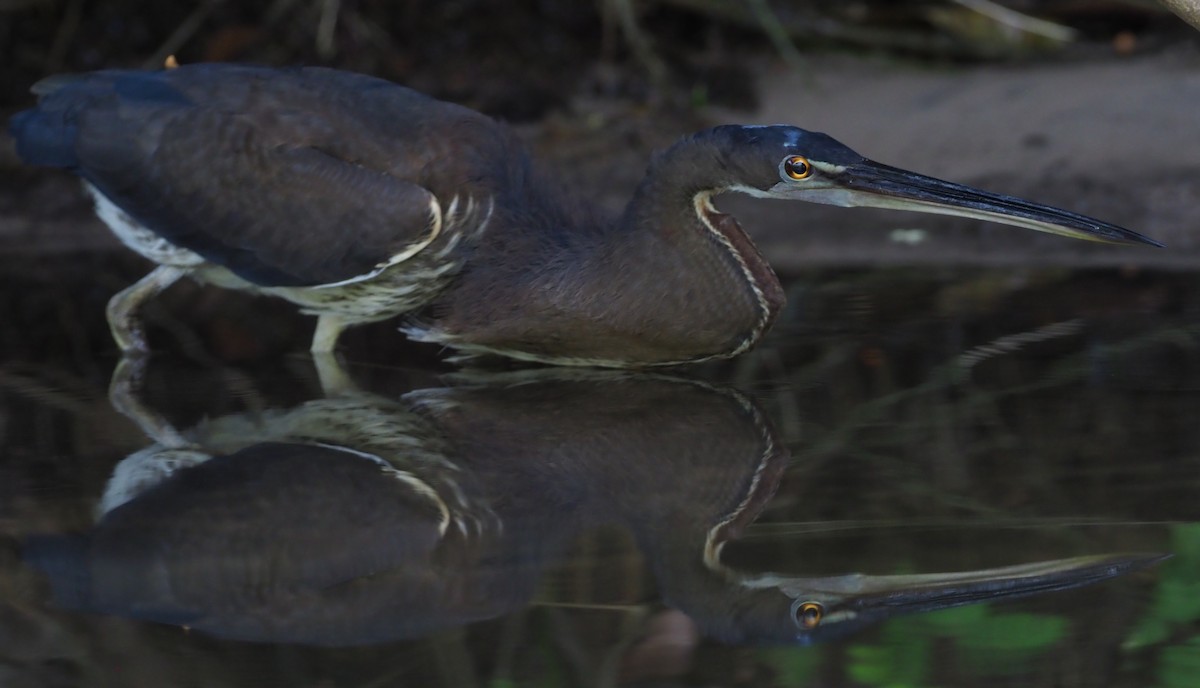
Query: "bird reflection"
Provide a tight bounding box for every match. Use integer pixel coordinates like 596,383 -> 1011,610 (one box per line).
23,356 -> 1163,646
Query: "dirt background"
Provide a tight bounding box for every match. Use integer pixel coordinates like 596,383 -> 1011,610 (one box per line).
1,1 -> 1199,274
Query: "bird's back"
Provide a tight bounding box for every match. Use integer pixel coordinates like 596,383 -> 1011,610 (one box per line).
9,65 -> 523,286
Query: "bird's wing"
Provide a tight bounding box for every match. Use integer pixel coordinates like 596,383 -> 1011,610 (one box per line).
10,66 -> 506,286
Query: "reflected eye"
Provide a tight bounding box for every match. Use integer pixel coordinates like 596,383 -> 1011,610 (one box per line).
794,601 -> 824,629
784,155 -> 812,180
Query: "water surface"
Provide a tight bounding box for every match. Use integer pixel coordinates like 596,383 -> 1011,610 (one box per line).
1,266 -> 1197,687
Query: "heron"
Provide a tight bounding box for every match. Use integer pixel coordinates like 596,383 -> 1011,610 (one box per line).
9,64 -> 1161,367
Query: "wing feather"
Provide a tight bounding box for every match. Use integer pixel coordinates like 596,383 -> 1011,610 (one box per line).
11,65 -> 508,286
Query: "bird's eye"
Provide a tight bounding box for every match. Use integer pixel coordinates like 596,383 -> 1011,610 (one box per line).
784,155 -> 812,180
794,601 -> 824,629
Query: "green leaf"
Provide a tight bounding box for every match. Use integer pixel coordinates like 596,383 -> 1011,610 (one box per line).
956,612 -> 1066,651
759,646 -> 822,686
1125,523 -> 1200,650
918,604 -> 988,633
847,645 -> 892,684
847,623 -> 931,687
1158,636 -> 1200,688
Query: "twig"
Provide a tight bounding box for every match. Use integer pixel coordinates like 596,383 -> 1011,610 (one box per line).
957,319 -> 1084,369
546,607 -> 599,688
342,9 -> 404,58
746,0 -> 805,70
948,0 -> 1076,41
658,0 -> 1015,58
45,0 -> 83,73
145,0 -> 222,69
263,0 -> 303,25
316,0 -> 341,58
609,0 -> 669,90
1159,0 -> 1200,32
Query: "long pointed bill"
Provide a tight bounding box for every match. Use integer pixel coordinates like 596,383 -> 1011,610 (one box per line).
752,552 -> 1167,642
809,160 -> 1163,247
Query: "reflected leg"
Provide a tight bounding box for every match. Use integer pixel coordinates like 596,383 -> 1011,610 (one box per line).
108,354 -> 190,448
312,351 -> 358,396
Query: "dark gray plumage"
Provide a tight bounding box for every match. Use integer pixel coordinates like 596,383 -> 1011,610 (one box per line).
10,64 -> 1160,364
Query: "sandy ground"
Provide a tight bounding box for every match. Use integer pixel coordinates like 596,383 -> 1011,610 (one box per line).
2,48 -> 1199,273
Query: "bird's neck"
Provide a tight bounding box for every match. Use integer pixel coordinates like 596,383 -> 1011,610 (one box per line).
425,136 -> 785,367
605,137 -> 786,363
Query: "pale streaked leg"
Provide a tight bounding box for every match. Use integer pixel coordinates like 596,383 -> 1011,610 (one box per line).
311,313 -> 348,353
106,265 -> 186,353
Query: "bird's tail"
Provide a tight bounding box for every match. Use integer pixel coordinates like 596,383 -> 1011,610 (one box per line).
8,105 -> 79,169
10,69 -> 194,171
8,73 -> 97,169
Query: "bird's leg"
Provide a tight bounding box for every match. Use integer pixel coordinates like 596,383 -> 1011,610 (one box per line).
106,266 -> 185,353
311,313 -> 347,353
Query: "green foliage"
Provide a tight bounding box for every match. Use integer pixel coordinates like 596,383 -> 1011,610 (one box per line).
847,620 -> 930,688
1117,524 -> 1200,688
845,605 -> 1066,688
958,611 -> 1065,651
760,645 -> 823,687
1157,637 -> 1200,688
1125,524 -> 1200,650
950,610 -> 1066,672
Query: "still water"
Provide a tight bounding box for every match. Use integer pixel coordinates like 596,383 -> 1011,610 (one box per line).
1,265 -> 1198,687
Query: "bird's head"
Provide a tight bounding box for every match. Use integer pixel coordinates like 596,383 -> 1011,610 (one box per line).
709,124 -> 1160,247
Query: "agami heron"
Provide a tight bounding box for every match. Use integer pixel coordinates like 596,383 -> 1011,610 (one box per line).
9,64 -> 1161,367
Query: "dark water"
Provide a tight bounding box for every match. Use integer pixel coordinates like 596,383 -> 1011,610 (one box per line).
2,265 -> 1199,687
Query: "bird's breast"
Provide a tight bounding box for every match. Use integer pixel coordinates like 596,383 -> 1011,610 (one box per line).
690,193 -> 786,358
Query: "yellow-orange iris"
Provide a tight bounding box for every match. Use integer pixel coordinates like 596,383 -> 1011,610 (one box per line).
796,601 -> 824,629
784,155 -> 812,180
